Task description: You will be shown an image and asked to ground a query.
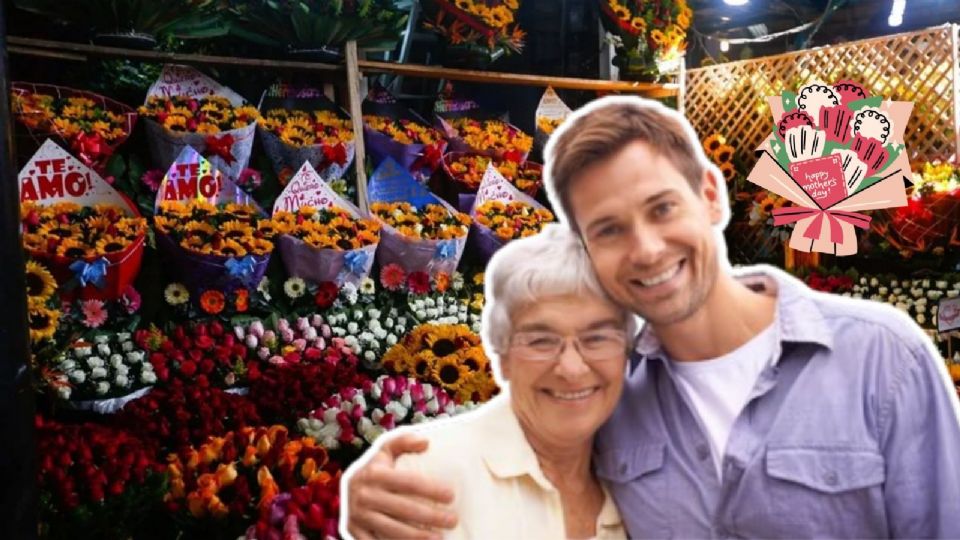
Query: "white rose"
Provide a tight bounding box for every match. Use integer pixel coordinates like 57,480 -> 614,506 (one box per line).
97,344 -> 111,356
368,309 -> 382,319
74,346 -> 92,358
938,281 -> 949,289
69,370 -> 86,384
333,327 -> 346,337
917,314 -> 926,325
116,363 -> 130,375
96,381 -> 110,395
859,277 -> 867,285
923,279 -> 931,288
91,367 -> 108,379
115,374 -> 130,388
425,298 -> 436,308
425,308 -> 438,319
110,354 -> 125,368
345,336 -> 359,347
870,278 -> 879,287
347,322 -> 359,334
879,287 -> 888,295
386,334 -> 398,346
126,351 -> 143,364
60,359 -> 77,371
141,371 -> 157,385
917,298 -> 928,306
384,318 -> 394,329
94,335 -> 110,345
121,341 -> 134,352
353,310 -> 364,320
374,328 -> 387,340
916,305 -> 926,314
949,290 -> 960,298
891,280 -> 899,288
86,357 -> 104,368
416,310 -> 427,320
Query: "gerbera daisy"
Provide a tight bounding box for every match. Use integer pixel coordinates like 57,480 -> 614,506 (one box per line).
80,299 -> 108,328
164,283 -> 190,306
28,305 -> 59,342
360,277 -> 376,295
234,288 -> 250,313
284,277 -> 307,299
200,290 -> 226,315
25,260 -> 57,304
407,271 -> 431,295
380,263 -> 406,291
433,272 -> 451,293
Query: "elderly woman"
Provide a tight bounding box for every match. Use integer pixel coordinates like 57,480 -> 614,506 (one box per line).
342,224 -> 636,539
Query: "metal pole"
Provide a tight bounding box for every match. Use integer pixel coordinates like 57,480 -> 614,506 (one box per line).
0,1 -> 38,537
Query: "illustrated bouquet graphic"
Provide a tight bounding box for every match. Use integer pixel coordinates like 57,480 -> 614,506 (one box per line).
746,80 -> 913,255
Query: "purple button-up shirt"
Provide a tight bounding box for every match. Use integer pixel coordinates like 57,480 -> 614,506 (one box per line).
594,268 -> 960,538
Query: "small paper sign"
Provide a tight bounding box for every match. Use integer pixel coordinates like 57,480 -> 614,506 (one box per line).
367,157 -> 436,208
789,155 -> 846,209
536,87 -> 572,126
18,140 -> 129,208
939,297 -> 960,333
155,146 -> 253,207
147,64 -> 246,106
474,163 -> 540,209
273,162 -> 360,217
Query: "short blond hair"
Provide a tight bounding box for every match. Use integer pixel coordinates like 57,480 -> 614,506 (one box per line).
544,96 -> 710,231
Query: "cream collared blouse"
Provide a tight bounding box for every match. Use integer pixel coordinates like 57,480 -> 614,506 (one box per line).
392,394 -> 625,540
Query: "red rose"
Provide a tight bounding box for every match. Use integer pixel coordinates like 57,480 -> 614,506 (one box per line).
304,348 -> 323,363
199,359 -> 216,374
180,361 -> 198,377
195,334 -> 215,350
314,281 -> 339,309
196,375 -> 210,388
209,320 -> 225,337
283,351 -> 302,364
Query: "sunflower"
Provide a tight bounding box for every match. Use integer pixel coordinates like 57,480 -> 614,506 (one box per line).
25,260 -> 57,304
28,305 -> 59,342
256,220 -> 281,239
85,215 -> 112,232
159,201 -> 191,218
234,106 -> 260,121
180,236 -> 206,251
284,116 -> 313,133
217,240 -> 248,257
431,356 -> 469,392
459,347 -> 489,373
222,220 -> 255,240
38,221 -> 79,239
163,115 -> 189,131
22,233 -> 46,253
381,346 -> 411,374
259,117 -> 283,133
612,4 -> 631,21
164,283 -> 189,305
649,29 -> 667,46
153,216 -> 178,234
357,230 -> 379,246
196,122 -> 221,135
411,354 -> 435,379
703,133 -> 726,154
56,238 -> 92,259
224,203 -> 259,222
200,290 -> 226,315
712,144 -> 735,164
719,161 -> 737,183
677,11 -> 691,29
630,17 -> 646,33
280,126 -> 315,148
95,235 -> 131,255
52,118 -> 81,138
184,221 -> 216,239
247,238 -> 274,256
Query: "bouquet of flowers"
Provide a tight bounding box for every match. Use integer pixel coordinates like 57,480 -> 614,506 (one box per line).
116,380 -> 261,452
248,350 -> 368,425
474,201 -> 555,241
371,201 -> 471,241
298,374 -> 479,455
381,323 -> 498,402
325,280 -> 413,369
47,333 -> 154,409
877,162 -> 960,253
11,83 -> 137,174
257,84 -> 356,180
534,86 -> 572,151
165,425 -> 341,538
379,263 -> 483,331
599,0 -> 690,81
238,314 -> 353,367
702,133 -> 738,183
25,259 -> 61,346
439,117 -> 533,163
135,320 -> 260,389
141,65 -> 259,179
421,0 -> 526,63
440,152 -> 542,198
19,141 -> 149,301
271,162 -> 379,287
154,147 -> 275,293
747,79 -> 914,256
37,417 -> 164,540
362,87 -> 449,180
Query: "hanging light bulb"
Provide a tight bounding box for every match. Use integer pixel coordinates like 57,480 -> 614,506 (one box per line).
720,40 -> 730,52
724,0 -> 749,5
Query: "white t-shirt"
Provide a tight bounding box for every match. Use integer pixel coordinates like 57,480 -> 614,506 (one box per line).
670,321 -> 778,479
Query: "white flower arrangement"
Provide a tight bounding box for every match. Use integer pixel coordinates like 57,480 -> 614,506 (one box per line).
51,333 -> 153,401
297,375 -> 478,451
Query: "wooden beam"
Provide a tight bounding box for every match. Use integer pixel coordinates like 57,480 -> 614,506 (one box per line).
356,59 -> 679,97
7,36 -> 343,73
345,41 -> 369,213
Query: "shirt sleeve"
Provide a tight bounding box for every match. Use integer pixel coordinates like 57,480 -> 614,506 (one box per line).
879,338 -> 960,538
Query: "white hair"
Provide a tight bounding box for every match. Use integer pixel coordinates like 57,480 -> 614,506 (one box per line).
480,223 -> 639,383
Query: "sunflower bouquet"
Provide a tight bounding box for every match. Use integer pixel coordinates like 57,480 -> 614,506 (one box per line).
371,202 -> 471,241
421,0 -> 526,63
11,83 -> 137,174
599,0 -> 691,81
381,323 -> 499,403
534,86 -> 572,150
439,117 -> 533,163
702,133 -> 738,184
154,147 -> 276,293
271,162 -> 379,287
363,88 -> 449,180
441,152 -> 542,196
25,260 -> 61,347
467,163 -> 554,260
141,65 -> 259,179
257,85 -> 357,180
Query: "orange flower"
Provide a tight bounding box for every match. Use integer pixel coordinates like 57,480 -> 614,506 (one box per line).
200,290 -> 226,315
235,288 -> 249,312
434,272 -> 451,293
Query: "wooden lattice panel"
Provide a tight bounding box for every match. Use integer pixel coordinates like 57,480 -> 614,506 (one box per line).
685,24 -> 960,168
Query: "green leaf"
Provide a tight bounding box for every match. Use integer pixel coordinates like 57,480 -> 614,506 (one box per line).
781,91 -> 798,112
847,95 -> 883,111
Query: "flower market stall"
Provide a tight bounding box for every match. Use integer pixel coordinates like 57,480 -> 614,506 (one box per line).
3,1 -> 960,536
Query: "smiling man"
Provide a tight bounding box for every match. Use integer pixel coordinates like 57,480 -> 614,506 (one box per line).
342,96 -> 960,539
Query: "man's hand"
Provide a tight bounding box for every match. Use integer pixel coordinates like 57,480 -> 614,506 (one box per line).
345,434 -> 458,540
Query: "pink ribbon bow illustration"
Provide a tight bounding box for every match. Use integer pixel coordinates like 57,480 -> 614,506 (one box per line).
772,206 -> 872,244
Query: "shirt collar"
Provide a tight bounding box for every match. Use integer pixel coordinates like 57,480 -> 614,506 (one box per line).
633,265 -> 834,364
478,394 -> 554,490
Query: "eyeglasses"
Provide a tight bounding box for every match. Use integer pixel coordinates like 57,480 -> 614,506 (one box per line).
509,329 -> 628,362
